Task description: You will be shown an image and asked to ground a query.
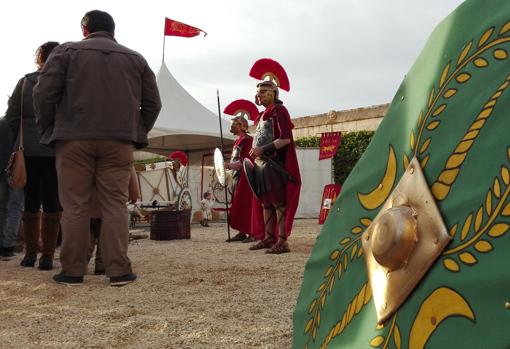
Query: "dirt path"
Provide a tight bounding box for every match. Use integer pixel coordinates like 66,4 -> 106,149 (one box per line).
0,219 -> 319,348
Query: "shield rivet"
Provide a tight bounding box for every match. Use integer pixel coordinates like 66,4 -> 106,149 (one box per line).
378,183 -> 383,190
505,302 -> 510,309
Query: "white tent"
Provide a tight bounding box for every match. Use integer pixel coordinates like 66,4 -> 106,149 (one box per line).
146,63 -> 234,154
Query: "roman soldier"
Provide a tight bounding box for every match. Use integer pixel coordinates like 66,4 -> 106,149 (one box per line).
244,59 -> 301,254
223,100 -> 264,242
167,150 -> 188,205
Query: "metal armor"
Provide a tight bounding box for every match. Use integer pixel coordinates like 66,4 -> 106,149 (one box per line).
253,117 -> 274,149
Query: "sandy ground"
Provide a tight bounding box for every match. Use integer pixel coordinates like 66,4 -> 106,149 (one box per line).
0,219 -> 319,349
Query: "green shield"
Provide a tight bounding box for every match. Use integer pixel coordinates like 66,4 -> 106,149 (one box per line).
293,1 -> 510,348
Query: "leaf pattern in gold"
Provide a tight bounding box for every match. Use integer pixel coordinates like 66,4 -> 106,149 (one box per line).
473,57 -> 489,67
478,27 -> 495,47
431,75 -> 510,201
459,252 -> 477,265
456,41 -> 472,66
456,72 -> 471,83
494,48 -> 508,60
443,88 -> 458,99
304,235 -> 364,346
488,223 -> 510,238
443,258 -> 460,272
442,156 -> 510,271
474,240 -> 493,253
318,283 -> 372,349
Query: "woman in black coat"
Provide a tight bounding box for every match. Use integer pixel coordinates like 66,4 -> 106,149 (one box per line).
5,41 -> 61,270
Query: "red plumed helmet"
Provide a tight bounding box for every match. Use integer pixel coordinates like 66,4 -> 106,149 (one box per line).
168,151 -> 188,166
223,99 -> 259,121
249,58 -> 290,92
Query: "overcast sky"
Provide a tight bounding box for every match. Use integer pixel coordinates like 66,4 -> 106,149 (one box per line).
0,0 -> 465,119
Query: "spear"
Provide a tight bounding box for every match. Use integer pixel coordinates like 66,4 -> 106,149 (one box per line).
217,89 -> 231,242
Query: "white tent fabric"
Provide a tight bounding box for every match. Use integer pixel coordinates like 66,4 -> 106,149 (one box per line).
146,63 -> 234,154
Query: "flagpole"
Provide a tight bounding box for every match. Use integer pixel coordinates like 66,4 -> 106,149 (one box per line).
162,34 -> 166,63
217,89 -> 231,242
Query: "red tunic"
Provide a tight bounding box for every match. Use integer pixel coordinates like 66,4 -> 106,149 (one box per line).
255,103 -> 301,238
228,134 -> 264,240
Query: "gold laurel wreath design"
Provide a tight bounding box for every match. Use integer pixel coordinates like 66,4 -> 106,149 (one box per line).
368,314 -> 402,349
441,148 -> 510,272
313,282 -> 372,349
431,74 -> 510,201
303,218 -> 370,345
405,22 -> 510,170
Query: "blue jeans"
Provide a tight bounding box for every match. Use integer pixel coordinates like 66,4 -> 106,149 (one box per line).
0,176 -> 24,248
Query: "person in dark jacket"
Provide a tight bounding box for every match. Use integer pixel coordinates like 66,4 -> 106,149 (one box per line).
0,117 -> 24,260
5,41 -> 61,270
33,10 -> 161,286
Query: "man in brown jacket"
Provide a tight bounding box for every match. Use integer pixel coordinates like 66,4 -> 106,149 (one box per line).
33,10 -> 162,286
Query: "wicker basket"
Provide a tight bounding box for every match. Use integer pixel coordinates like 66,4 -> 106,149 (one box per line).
150,209 -> 191,240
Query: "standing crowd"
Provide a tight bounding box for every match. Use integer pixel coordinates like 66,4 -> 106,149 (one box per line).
0,10 -> 161,286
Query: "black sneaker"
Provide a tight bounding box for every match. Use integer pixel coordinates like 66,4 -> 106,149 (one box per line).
110,272 -> 137,287
53,272 -> 83,286
20,253 -> 37,267
38,255 -> 53,270
1,247 -> 15,261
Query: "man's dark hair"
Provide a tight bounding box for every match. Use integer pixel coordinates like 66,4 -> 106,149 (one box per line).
81,10 -> 115,34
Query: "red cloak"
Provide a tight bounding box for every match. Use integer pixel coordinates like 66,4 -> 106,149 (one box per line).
256,103 -> 301,238
228,134 -> 264,240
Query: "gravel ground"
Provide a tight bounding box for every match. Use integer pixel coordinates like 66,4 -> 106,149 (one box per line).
0,219 -> 319,349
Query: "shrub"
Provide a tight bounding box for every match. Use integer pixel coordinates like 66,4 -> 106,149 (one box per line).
295,131 -> 374,185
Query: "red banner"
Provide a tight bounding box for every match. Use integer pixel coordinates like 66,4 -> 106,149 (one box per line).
164,18 -> 207,37
319,132 -> 341,160
318,184 -> 341,224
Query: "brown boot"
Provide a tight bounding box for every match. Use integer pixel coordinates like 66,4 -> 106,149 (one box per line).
20,212 -> 40,267
266,239 -> 291,254
39,212 -> 61,270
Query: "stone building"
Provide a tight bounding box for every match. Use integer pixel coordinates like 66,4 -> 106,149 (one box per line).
291,103 -> 389,139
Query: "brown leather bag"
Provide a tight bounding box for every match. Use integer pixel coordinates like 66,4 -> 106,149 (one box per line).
5,79 -> 27,188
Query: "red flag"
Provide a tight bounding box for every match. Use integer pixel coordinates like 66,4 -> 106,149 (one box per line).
319,132 -> 342,160
164,18 -> 207,37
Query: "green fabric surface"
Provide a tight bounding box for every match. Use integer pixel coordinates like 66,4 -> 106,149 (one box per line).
293,1 -> 510,348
